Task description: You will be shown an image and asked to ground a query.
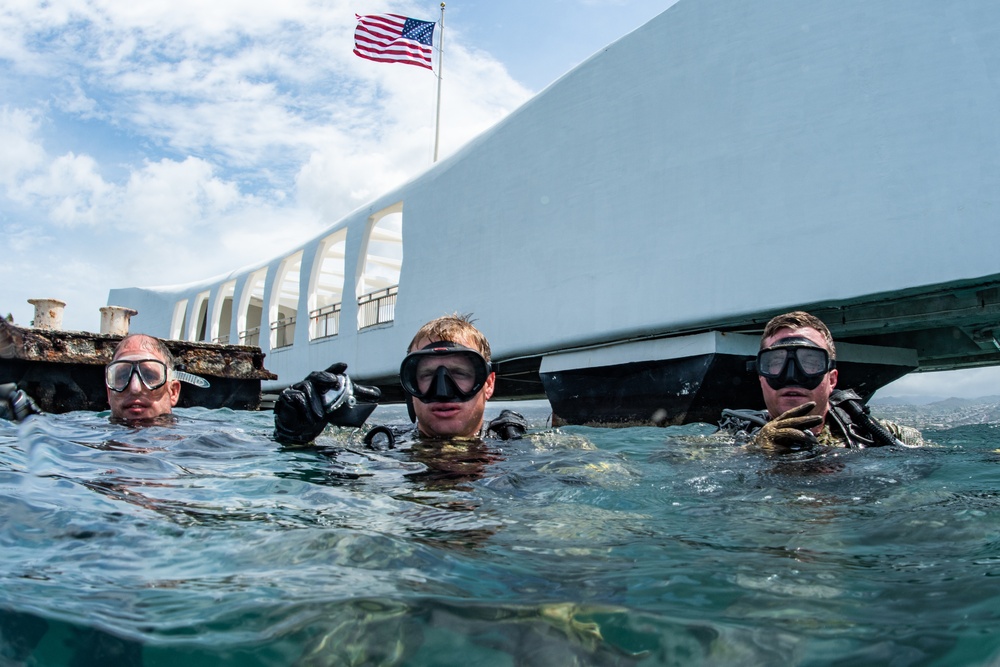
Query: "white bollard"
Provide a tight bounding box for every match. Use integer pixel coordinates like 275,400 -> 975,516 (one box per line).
100,306 -> 139,336
27,298 -> 66,330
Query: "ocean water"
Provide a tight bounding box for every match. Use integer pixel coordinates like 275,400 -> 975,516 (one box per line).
1,400 -> 998,666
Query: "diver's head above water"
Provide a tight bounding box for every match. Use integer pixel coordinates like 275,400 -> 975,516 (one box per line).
402,314 -> 496,439
105,334 -> 181,424
755,311 -> 838,428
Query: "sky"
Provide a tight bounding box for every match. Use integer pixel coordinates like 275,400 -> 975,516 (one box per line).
2,0 -> 998,400
1,0 -> 673,330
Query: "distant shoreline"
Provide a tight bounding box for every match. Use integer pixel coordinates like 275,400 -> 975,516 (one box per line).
872,395 -> 1000,407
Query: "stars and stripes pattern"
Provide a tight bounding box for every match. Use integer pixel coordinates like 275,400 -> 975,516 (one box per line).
353,14 -> 435,70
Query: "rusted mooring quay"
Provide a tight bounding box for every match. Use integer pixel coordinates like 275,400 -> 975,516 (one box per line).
0,318 -> 276,414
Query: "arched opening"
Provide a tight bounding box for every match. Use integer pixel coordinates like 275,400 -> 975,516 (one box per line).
270,251 -> 303,349
309,229 -> 347,340
212,280 -> 237,344
357,203 -> 402,330
239,269 -> 267,347
170,300 -> 188,341
190,291 -> 210,341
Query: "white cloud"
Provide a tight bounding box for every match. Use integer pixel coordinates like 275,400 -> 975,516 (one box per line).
57,78 -> 99,116
23,152 -> 112,226
0,0 -> 531,330
114,157 -> 242,234
0,107 -> 46,185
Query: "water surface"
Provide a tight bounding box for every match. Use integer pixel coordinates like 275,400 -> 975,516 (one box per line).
1,401 -> 998,665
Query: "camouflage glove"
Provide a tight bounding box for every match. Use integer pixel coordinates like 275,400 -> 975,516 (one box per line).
0,383 -> 41,423
748,402 -> 822,455
273,363 -> 380,445
486,409 -> 528,440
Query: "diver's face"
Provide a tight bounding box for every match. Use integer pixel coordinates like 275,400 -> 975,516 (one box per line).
106,337 -> 180,423
410,335 -> 495,439
758,327 -> 838,424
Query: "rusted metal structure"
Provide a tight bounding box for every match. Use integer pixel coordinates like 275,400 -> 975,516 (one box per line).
0,319 -> 276,414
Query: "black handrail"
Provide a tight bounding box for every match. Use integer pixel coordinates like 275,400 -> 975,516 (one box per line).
309,302 -> 341,339
357,286 -> 398,329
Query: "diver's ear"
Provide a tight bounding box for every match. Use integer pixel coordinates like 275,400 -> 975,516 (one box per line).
827,368 -> 838,390
482,372 -> 496,401
167,379 -> 182,407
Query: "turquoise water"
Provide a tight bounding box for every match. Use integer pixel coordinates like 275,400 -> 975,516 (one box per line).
1,401 -> 999,666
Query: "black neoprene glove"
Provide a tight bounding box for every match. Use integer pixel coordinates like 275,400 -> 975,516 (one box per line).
0,383 -> 41,423
748,402 -> 822,455
273,363 -> 381,445
486,409 -> 528,440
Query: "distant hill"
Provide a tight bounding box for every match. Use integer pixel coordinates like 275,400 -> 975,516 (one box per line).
871,395 -> 945,406
928,395 -> 1000,408
871,395 -> 1000,407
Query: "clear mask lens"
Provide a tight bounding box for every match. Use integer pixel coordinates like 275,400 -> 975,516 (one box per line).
757,347 -> 830,378
756,339 -> 833,391
414,356 -> 480,394
106,359 -> 169,392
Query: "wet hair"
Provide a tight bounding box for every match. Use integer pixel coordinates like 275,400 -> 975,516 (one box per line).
760,311 -> 836,360
407,314 -> 492,361
112,334 -> 176,369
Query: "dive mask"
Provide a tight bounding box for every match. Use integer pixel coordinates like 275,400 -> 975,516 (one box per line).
105,359 -> 169,392
753,336 -> 834,390
399,341 -> 492,403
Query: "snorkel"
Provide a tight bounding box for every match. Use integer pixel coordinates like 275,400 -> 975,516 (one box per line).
173,370 -> 210,388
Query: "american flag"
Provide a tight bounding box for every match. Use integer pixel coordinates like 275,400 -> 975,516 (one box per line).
353,14 -> 435,70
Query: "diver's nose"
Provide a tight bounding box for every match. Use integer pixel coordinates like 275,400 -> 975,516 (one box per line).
430,366 -> 452,399
782,357 -> 801,387
126,368 -> 143,392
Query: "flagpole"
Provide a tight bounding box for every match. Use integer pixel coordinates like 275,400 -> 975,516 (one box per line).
433,2 -> 445,162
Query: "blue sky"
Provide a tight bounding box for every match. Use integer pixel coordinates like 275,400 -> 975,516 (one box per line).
2,0 -> 997,399
1,0 -> 673,331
